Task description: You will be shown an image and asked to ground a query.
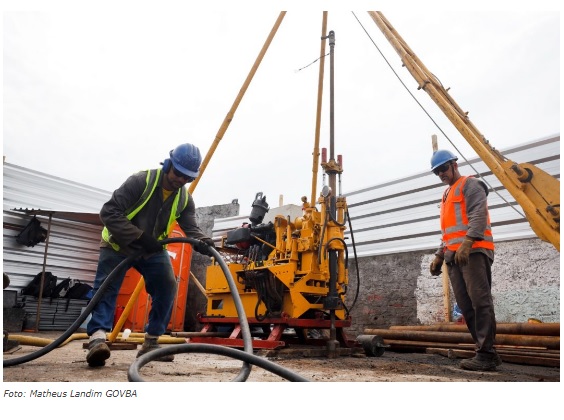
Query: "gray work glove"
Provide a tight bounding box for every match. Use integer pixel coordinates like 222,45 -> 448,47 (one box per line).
193,237 -> 216,256
134,232 -> 163,254
430,255 -> 444,276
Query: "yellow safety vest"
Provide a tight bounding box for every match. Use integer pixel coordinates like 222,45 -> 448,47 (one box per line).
101,169 -> 189,251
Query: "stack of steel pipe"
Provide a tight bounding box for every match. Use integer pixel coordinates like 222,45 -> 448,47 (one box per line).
363,322 -> 560,367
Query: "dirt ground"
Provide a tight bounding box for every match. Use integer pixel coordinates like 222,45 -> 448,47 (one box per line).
3,331 -> 560,383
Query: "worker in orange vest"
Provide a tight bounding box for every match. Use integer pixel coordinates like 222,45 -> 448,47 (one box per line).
429,150 -> 501,371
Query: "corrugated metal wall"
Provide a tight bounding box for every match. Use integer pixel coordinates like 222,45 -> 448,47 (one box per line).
211,135 -> 560,257
3,162 -> 111,291
4,134 -> 560,291
344,134 -> 560,257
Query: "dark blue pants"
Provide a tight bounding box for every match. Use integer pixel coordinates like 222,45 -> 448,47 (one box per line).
87,247 -> 177,337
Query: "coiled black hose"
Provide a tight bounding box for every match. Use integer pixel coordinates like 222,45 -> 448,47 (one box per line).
3,247 -> 146,368
129,238 -> 309,382
4,237 -> 310,382
129,342 -> 309,382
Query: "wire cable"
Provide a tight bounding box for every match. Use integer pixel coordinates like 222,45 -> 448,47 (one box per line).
351,11 -> 525,219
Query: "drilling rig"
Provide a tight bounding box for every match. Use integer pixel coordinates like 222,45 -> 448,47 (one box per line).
191,28 -> 355,354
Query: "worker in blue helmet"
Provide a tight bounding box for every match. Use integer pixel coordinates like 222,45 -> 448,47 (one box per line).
86,143 -> 215,367
430,149 -> 458,172
167,143 -> 202,178
429,149 -> 500,372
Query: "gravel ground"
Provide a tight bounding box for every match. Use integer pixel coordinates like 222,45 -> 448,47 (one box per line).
3,331 -> 561,419
3,331 -> 560,383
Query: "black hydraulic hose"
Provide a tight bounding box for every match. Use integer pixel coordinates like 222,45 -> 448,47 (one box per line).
4,238 -> 310,381
324,237 -> 349,269
129,240 -> 310,382
324,237 -> 350,318
128,343 -> 309,382
180,239 -> 253,382
328,207 -> 347,227
3,248 -> 145,367
345,211 -> 361,313
317,211 -> 329,264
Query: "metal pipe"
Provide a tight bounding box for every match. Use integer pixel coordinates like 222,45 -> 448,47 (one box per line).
310,11 -> 328,206
323,29 -> 339,359
425,347 -> 559,368
364,329 -> 560,350
382,339 -> 559,355
190,271 -> 207,297
169,331 -> 231,338
188,11 -> 286,195
34,212 -> 54,332
389,322 -> 561,336
108,276 -> 145,343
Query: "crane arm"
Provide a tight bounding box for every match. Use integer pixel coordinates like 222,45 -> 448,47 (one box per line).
368,11 -> 560,251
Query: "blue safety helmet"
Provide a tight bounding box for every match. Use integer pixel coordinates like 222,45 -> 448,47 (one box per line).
167,143 -> 202,178
430,150 -> 458,171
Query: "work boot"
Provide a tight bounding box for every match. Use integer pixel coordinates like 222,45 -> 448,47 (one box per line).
493,351 -> 503,366
136,336 -> 174,362
86,338 -> 110,367
459,355 -> 497,371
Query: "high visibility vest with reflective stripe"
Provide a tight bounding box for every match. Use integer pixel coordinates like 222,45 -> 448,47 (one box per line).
101,169 -> 189,251
440,176 -> 494,251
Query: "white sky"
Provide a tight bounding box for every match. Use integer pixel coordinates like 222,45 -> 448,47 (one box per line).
1,0 -> 562,409
2,2 -> 560,214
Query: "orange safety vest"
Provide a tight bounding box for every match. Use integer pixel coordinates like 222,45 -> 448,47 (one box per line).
440,176 -> 494,251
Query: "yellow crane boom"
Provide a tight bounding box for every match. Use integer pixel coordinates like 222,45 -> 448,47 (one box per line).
368,11 -> 560,251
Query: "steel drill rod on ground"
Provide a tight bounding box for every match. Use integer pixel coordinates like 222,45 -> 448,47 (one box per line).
385,339 -> 559,358
364,329 -> 560,350
389,322 -> 560,336
169,331 -> 231,338
425,347 -> 560,368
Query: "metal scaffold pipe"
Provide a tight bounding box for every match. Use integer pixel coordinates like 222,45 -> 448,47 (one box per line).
364,328 -> 560,350
389,322 -> 561,336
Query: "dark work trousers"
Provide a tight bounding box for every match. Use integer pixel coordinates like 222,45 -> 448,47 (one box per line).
447,252 -> 497,358
87,247 -> 177,337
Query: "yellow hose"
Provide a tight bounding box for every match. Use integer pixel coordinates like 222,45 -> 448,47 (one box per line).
7,335 -> 55,347
6,333 -> 186,347
8,333 -> 89,347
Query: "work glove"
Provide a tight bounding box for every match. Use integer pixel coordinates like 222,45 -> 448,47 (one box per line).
134,232 -> 163,254
454,239 -> 473,266
193,237 -> 216,257
430,255 -> 444,276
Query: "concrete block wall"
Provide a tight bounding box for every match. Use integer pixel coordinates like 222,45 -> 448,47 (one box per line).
184,202 -> 239,332
345,238 -> 559,338
488,239 -> 560,323
345,250 -> 425,337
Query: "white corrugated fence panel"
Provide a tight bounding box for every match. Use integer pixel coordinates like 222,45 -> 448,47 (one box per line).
3,162 -> 111,292
210,135 -> 559,258
344,135 -> 559,256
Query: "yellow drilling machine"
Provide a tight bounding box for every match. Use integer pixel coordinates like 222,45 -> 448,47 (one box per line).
191,28 -> 357,353
195,167 -> 352,351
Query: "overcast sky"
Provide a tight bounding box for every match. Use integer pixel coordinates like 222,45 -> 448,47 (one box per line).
3,3 -> 560,215
2,0 -> 561,408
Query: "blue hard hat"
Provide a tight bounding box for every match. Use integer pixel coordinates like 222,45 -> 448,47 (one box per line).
169,143 -> 202,177
430,150 -> 458,171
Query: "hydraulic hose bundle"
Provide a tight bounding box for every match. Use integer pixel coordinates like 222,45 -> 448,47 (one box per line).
3,237 -> 309,382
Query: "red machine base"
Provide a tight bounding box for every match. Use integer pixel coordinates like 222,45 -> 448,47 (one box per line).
190,314 -> 355,350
